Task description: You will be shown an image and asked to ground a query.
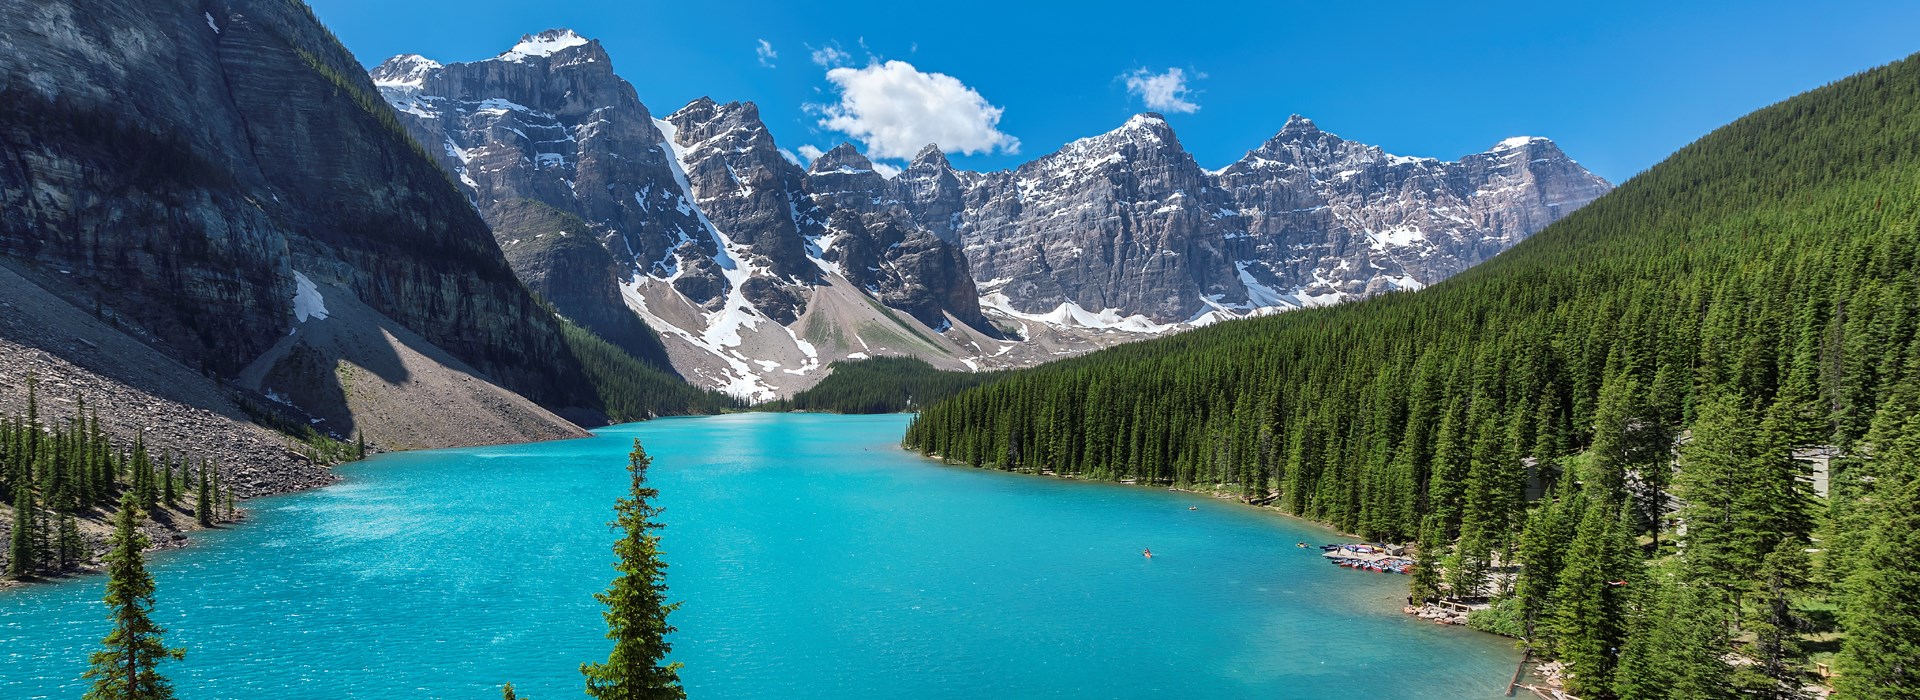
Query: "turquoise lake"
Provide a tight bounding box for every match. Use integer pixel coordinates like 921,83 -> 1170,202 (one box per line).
1,413 -> 1515,698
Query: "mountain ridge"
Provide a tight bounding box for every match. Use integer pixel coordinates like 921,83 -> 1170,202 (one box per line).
371,28 -> 1610,398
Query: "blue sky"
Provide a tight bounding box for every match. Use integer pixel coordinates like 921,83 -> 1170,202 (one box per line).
310,0 -> 1920,184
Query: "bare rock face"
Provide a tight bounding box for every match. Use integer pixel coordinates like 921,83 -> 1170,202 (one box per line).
929,114 -> 1246,322
1214,116 -> 1615,314
898,113 -> 1614,325
489,200 -> 675,371
0,0 -> 596,424
659,98 -> 821,324
372,31 -> 715,362
804,143 -> 988,331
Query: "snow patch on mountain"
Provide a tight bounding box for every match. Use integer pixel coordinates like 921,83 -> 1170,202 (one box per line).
501,30 -> 589,62
980,292 -> 1175,334
291,271 -> 329,323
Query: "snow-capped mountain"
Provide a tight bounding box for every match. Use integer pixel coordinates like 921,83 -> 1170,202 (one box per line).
373,30 -> 1611,399
373,31 -> 995,399
910,113 -> 1615,327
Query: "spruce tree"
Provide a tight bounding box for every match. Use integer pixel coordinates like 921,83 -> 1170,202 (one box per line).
1515,489 -> 1579,648
82,493 -> 184,700
1614,572 -> 1734,700
1546,498 -> 1637,696
58,512 -> 83,571
194,463 -> 213,528
502,682 -> 522,699
160,459 -> 176,511
1737,539 -> 1811,698
1409,516 -> 1444,603
581,439 -> 685,700
10,476 -> 37,579
1836,397 -> 1920,698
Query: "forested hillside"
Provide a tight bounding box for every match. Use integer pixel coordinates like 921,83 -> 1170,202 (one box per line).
763,357 -> 1003,414
557,318 -> 740,421
905,54 -> 1920,697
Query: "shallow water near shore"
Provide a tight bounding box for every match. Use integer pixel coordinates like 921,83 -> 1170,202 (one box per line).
1,413 -> 1514,698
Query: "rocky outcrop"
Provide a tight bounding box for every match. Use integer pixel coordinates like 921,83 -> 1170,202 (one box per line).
660,98 -> 822,323
0,0 -> 594,440
489,199 -> 675,371
804,143 -> 987,330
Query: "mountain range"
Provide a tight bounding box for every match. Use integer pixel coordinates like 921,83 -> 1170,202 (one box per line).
371,29 -> 1612,399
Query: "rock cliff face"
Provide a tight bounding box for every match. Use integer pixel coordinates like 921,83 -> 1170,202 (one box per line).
804,143 -> 987,330
371,32 -> 708,368
0,0 -> 591,445
900,114 -> 1615,325
931,114 -> 1247,324
1209,116 -> 1614,317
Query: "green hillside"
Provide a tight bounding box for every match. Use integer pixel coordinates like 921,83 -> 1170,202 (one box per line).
905,54 -> 1920,697
762,357 -> 1003,414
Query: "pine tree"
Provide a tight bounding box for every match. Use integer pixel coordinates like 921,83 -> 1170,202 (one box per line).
1614,572 -> 1734,700
10,475 -> 37,579
58,512 -> 84,571
581,439 -> 685,700
1546,499 -> 1637,696
1737,540 -> 1811,698
1836,394 -> 1920,698
502,682 -> 522,699
82,493 -> 184,700
194,463 -> 213,528
160,459 -> 176,510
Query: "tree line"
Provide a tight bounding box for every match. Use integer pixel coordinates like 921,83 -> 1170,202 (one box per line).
762,356 -> 1005,414
49,436 -> 685,700
4,381 -> 239,581
903,53 -> 1920,697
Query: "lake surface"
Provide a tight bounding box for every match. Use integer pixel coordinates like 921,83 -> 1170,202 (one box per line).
1,413 -> 1514,698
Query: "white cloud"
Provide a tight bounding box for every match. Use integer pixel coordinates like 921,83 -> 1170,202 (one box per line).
755,39 -> 777,68
810,43 -> 851,68
778,148 -> 803,166
871,161 -> 902,179
815,60 -> 1019,160
796,144 -> 825,163
1123,67 -> 1200,114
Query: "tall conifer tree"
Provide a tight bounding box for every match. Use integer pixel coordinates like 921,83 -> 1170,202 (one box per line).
82,493 -> 184,700
581,440 -> 685,700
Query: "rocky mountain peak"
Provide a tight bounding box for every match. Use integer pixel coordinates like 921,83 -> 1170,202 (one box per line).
666,98 -> 774,149
1276,114 -> 1321,139
370,54 -> 442,89
909,144 -> 952,169
499,28 -> 594,62
1110,112 -> 1177,141
810,143 -> 875,175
